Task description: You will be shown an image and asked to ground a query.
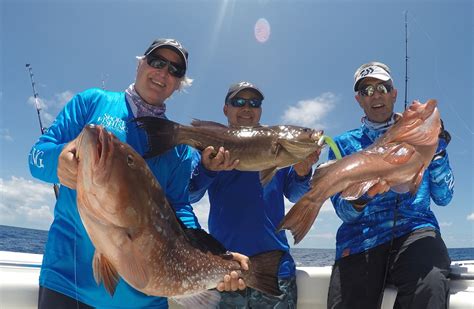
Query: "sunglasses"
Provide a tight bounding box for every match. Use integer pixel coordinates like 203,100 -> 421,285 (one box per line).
358,82 -> 393,97
146,54 -> 186,78
228,97 -> 263,108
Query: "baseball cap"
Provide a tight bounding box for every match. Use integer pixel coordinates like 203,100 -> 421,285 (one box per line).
353,62 -> 392,91
225,81 -> 265,102
144,38 -> 188,73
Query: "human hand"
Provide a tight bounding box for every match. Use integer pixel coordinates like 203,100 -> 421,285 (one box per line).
201,146 -> 239,172
433,119 -> 451,160
216,252 -> 248,292
57,139 -> 78,189
293,149 -> 321,177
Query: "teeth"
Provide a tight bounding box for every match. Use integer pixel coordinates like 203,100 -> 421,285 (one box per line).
151,79 -> 164,87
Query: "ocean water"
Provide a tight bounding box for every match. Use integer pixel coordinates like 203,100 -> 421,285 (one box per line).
1,225 -> 473,267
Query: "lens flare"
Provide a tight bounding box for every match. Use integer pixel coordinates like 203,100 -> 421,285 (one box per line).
254,18 -> 270,43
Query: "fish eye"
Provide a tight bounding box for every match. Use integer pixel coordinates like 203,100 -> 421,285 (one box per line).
127,154 -> 134,166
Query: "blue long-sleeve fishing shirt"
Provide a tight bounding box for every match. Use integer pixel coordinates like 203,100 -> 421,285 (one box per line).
28,88 -> 199,308
189,151 -> 312,278
328,121 -> 454,260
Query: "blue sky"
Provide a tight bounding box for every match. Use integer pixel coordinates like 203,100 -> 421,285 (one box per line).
1,0 -> 472,249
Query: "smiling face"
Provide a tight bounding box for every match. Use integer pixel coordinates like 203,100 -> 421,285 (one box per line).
355,77 -> 397,123
223,89 -> 262,127
134,48 -> 183,106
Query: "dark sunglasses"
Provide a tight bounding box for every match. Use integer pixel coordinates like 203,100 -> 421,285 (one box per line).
146,55 -> 186,78
358,82 -> 393,97
228,97 -> 263,108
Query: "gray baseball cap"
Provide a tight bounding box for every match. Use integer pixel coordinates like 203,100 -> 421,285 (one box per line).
225,81 -> 264,102
144,38 -> 188,73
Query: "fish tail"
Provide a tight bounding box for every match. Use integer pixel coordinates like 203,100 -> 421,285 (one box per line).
277,194 -> 323,244
135,117 -> 181,158
244,250 -> 285,296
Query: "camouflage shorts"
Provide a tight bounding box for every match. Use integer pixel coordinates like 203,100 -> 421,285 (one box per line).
217,277 -> 297,309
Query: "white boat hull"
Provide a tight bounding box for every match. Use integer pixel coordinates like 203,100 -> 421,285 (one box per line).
1,251 -> 473,308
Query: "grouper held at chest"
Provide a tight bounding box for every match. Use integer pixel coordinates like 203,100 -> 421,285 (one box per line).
278,99 -> 441,244
75,124 -> 284,308
135,117 -> 324,185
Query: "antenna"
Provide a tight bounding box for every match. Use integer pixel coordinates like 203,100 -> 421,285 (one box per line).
404,11 -> 409,110
25,64 -> 60,199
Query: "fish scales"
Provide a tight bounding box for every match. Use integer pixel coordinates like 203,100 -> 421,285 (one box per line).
75,124 -> 283,307
135,117 -> 324,185
278,99 -> 441,244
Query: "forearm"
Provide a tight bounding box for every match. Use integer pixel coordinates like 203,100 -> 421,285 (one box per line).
189,162 -> 217,203
284,167 -> 312,202
28,138 -> 65,184
429,152 -> 454,205
331,193 -> 366,222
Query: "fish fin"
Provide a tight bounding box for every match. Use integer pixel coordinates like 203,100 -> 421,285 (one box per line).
409,164 -> 426,195
171,290 -> 221,309
134,117 -> 180,158
260,168 -> 278,186
245,250 -> 285,296
191,119 -> 228,129
277,194 -> 323,244
382,142 -> 416,165
182,228 -> 227,255
277,139 -> 318,158
341,179 -> 379,200
92,251 -> 120,296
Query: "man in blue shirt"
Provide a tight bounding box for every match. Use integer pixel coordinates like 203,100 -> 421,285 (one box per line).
29,39 -> 248,309
327,62 -> 454,309
189,81 -> 320,308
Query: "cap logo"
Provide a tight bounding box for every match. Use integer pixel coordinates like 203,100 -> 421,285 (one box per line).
359,67 -> 374,78
161,39 -> 185,50
237,81 -> 253,88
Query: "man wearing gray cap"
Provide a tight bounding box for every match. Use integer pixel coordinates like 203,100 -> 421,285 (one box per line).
29,38 -> 248,308
189,81 -> 320,308
326,61 -> 454,308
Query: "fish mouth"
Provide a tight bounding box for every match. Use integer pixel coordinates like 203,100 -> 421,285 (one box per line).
76,125 -> 109,175
311,130 -> 324,142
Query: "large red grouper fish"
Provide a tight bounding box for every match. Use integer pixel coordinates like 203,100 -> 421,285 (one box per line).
135,117 -> 324,185
278,99 -> 441,244
75,124 -> 283,308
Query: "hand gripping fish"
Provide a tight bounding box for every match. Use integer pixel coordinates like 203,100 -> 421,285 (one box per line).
135,117 -> 324,185
75,124 -> 284,308
278,99 -> 441,244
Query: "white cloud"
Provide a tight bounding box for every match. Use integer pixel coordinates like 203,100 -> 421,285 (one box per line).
0,176 -> 55,230
281,92 -> 337,128
191,194 -> 211,232
467,213 -> 474,221
0,128 -> 13,141
27,90 -> 74,126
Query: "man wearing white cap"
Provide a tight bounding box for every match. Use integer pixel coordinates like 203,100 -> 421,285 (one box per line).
326,62 -> 454,308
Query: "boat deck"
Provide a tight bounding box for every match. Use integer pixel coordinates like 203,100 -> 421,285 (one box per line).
1,251 -> 473,308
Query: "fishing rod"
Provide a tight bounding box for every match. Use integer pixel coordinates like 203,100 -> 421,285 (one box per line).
404,11 -> 409,110
25,64 -> 60,199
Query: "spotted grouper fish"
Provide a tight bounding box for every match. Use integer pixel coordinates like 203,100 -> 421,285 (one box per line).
135,117 -> 324,185
75,124 -> 283,308
278,99 -> 441,244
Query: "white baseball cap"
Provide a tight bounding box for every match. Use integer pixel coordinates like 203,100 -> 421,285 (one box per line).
353,62 -> 392,91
